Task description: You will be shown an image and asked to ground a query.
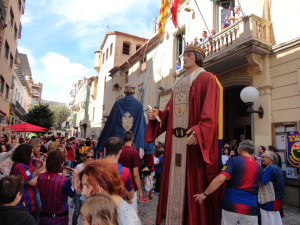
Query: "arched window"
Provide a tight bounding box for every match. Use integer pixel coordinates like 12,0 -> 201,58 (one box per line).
122,42 -> 130,55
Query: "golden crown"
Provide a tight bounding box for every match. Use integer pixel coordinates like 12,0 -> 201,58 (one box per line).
184,44 -> 206,58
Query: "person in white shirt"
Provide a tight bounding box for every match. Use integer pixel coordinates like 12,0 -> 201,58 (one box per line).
222,147 -> 230,166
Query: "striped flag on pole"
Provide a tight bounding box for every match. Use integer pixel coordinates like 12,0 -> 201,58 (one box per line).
157,0 -> 170,41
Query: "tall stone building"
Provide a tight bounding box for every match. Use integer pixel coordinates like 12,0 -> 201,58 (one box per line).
0,0 -> 26,126
91,31 -> 148,136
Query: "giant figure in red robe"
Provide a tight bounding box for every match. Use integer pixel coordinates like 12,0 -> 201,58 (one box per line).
145,44 -> 222,225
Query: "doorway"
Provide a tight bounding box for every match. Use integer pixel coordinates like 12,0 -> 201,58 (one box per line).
223,86 -> 252,146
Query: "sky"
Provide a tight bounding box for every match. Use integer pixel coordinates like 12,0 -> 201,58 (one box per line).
19,0 -> 161,103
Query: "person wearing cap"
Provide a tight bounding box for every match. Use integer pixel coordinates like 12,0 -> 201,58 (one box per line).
146,43 -> 222,224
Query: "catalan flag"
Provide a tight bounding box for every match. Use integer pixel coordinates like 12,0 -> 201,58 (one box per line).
157,0 -> 170,41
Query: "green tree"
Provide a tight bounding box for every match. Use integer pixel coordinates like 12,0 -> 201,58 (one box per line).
23,103 -> 55,130
49,104 -> 70,129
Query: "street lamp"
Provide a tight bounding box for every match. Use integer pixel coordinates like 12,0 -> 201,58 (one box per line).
240,86 -> 264,124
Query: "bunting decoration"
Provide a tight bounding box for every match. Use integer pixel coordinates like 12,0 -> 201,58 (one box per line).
157,0 -> 170,41
171,0 -> 180,28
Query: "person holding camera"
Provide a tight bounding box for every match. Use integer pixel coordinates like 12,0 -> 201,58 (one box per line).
38,151 -> 79,225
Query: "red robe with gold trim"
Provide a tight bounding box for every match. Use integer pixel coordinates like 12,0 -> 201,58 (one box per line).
145,71 -> 222,225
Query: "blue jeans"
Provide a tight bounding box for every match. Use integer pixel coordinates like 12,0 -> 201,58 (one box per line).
72,194 -> 82,225
66,160 -> 74,175
35,191 -> 41,224
66,160 -> 74,168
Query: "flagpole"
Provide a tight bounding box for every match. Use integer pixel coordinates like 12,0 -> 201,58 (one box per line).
236,0 -> 244,16
193,0 -> 212,37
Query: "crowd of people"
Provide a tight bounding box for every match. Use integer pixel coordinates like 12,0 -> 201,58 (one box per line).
0,134 -> 286,225
0,130 -> 165,225
0,129 -> 285,225
200,139 -> 284,225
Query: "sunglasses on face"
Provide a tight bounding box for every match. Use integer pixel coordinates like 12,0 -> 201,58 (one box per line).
86,156 -> 94,159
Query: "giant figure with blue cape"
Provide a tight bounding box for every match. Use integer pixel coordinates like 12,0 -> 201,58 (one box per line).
95,85 -> 147,156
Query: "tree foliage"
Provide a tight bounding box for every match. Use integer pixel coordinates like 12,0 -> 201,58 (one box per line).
23,103 -> 55,130
49,104 -> 70,129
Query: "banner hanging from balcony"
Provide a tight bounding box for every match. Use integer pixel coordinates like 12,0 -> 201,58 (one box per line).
171,0 -> 180,28
157,0 -> 170,41
287,131 -> 300,168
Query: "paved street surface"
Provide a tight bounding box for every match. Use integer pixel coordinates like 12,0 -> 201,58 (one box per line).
283,204 -> 300,225
69,194 -> 300,225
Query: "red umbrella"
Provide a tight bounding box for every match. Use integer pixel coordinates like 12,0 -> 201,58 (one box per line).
3,123 -> 48,132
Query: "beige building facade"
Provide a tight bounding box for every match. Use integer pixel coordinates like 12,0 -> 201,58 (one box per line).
9,53 -> 32,126
92,31 -> 148,135
101,0 -> 300,206
69,77 -> 94,139
0,0 -> 25,126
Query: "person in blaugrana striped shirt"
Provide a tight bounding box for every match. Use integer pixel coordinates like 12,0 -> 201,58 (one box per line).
194,140 -> 264,225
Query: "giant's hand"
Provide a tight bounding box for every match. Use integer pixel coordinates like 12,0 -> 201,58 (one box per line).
147,109 -> 159,121
186,128 -> 198,145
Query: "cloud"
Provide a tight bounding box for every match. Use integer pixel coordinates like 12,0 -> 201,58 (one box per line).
48,0 -> 159,51
40,52 -> 92,83
39,52 -> 95,103
21,11 -> 34,24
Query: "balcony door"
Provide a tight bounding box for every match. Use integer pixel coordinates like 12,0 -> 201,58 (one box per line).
218,0 -> 234,32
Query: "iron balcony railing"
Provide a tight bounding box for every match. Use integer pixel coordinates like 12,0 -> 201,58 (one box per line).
16,100 -> 27,115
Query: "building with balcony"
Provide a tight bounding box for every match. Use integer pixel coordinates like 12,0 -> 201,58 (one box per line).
9,53 -> 32,125
103,0 -> 300,207
69,77 -> 92,139
27,78 -> 43,104
0,0 -> 26,127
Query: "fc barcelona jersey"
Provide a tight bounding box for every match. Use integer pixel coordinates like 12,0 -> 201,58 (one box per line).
220,156 -> 264,215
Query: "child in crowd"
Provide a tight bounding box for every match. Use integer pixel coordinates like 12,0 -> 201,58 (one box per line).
154,151 -> 164,193
80,194 -> 119,225
0,176 -> 36,225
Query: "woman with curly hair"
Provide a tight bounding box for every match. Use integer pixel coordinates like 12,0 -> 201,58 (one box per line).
80,159 -> 141,225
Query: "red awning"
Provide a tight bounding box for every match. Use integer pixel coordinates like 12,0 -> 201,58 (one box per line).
3,123 -> 48,132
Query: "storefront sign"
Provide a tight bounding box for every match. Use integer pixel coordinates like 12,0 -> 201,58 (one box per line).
286,167 -> 298,179
1,118 -> 7,124
287,132 -> 300,167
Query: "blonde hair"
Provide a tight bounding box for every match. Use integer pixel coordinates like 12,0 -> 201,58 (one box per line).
29,138 -> 41,150
84,149 -> 94,157
80,194 -> 119,225
47,142 -> 57,153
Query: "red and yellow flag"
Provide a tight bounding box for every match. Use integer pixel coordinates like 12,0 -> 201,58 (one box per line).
157,0 -> 170,41
171,0 -> 180,28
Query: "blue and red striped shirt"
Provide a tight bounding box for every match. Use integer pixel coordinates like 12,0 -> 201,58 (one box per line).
220,156 -> 264,215
114,163 -> 133,193
10,162 -> 37,213
38,172 -> 76,214
260,165 -> 284,211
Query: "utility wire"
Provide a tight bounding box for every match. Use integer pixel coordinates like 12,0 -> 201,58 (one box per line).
193,0 -> 212,37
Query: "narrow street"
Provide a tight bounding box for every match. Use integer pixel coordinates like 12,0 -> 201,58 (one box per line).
69,193 -> 300,225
